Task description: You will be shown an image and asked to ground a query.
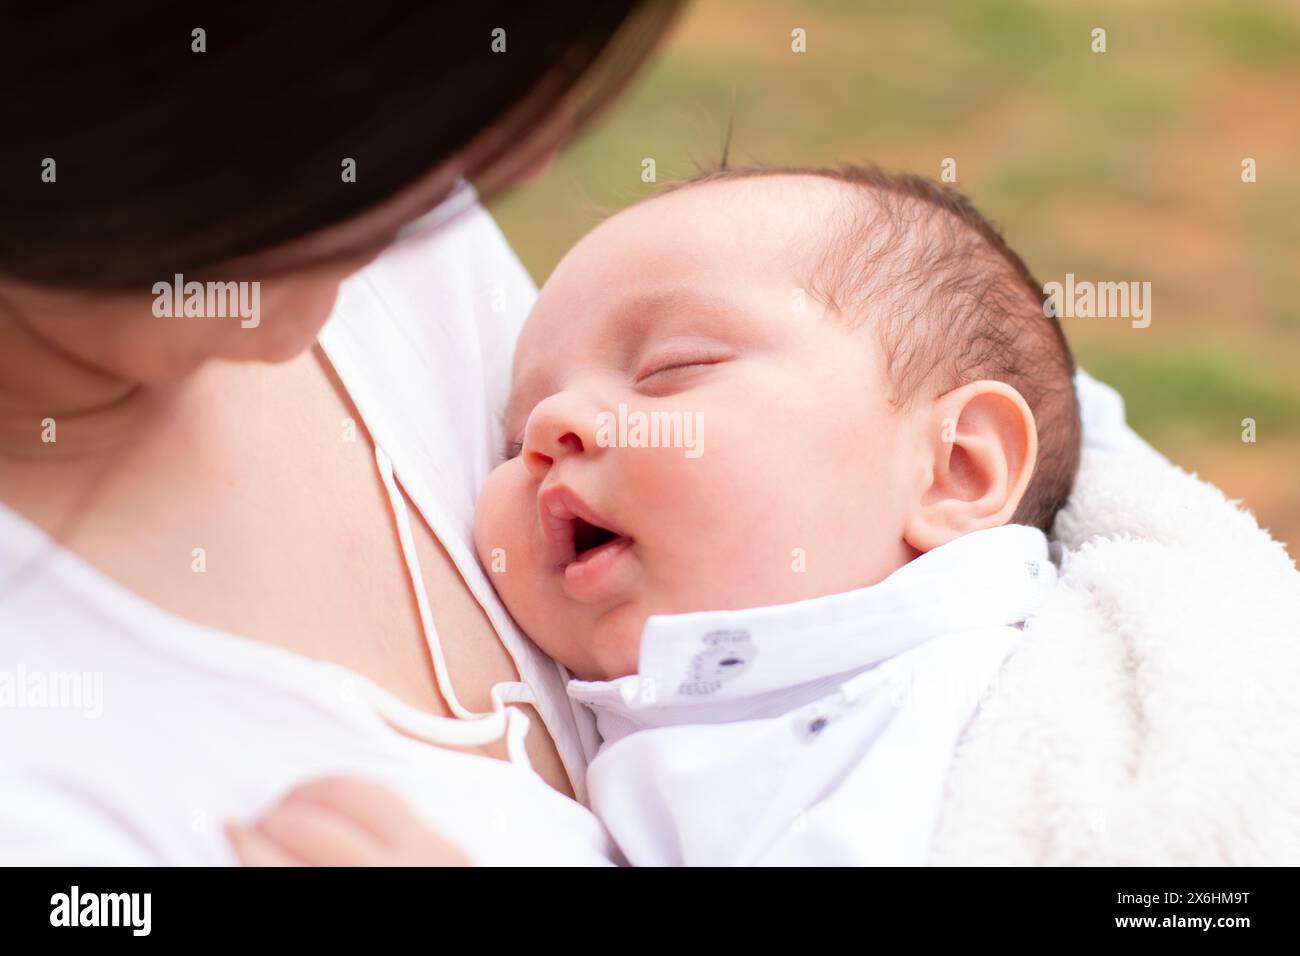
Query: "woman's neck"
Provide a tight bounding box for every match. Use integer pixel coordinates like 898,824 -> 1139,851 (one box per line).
0,311 -> 163,466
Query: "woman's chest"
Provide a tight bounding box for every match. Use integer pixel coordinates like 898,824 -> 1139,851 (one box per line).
12,352 -> 574,793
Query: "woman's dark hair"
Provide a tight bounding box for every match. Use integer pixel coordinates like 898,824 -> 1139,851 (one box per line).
0,1 -> 681,287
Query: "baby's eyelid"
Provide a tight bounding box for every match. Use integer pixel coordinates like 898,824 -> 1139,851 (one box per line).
635,350 -> 732,381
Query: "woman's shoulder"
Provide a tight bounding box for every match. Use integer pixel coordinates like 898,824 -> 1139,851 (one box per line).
322,185 -> 535,417
319,187 -> 534,507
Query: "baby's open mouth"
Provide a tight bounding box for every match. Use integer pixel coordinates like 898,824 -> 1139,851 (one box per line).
573,517 -> 620,557
538,485 -> 633,571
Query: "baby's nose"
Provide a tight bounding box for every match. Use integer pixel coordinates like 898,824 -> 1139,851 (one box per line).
522,392 -> 598,478
524,432 -> 584,479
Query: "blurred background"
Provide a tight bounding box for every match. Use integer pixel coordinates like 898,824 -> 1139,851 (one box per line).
490,0 -> 1300,554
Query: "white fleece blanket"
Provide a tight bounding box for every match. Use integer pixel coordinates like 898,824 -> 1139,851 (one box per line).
926,374 -> 1300,865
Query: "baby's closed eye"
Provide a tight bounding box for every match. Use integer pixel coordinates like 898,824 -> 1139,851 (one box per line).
633,351 -> 734,395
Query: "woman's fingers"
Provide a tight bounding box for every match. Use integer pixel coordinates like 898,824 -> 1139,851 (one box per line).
281,776 -> 431,846
251,797 -> 388,866
286,777 -> 470,865
389,823 -> 470,867
227,776 -> 471,866
225,822 -> 305,867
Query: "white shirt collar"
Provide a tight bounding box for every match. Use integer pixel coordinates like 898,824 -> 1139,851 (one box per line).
568,524 -> 1055,742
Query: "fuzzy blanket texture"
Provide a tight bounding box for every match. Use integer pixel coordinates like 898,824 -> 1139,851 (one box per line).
926,373 -> 1300,865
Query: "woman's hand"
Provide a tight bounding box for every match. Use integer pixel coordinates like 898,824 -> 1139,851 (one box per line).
226,777 -> 470,866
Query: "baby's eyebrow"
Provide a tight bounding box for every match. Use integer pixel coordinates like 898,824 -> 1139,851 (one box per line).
610,287 -> 745,343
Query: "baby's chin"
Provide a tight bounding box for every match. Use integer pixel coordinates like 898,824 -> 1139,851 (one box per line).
547,607 -> 647,683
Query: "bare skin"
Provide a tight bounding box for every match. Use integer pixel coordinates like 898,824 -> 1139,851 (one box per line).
227,175 -> 1043,867
0,191 -> 576,800
226,777 -> 470,867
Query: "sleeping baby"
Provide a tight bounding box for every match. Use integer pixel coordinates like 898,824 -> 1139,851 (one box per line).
236,165 -> 1082,866
469,165 -> 1081,864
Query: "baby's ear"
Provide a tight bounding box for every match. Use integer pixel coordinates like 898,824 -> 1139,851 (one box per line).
902,380 -> 1037,553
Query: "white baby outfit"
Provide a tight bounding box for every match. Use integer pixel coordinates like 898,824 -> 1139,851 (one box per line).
567,524 -> 1056,866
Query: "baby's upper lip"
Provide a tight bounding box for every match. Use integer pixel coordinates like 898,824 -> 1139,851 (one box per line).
537,484 -> 630,570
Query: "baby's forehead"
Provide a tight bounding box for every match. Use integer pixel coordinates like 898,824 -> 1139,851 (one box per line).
635,172 -> 936,296
503,174 -> 909,415
539,174 -> 865,320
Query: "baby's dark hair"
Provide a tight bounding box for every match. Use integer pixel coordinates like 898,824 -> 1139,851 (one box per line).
660,164 -> 1081,533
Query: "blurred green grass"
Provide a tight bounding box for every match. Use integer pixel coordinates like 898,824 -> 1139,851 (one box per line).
489,0 -> 1300,547
1084,346 -> 1300,439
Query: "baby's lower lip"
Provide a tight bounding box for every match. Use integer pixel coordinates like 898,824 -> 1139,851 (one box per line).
562,536 -> 635,603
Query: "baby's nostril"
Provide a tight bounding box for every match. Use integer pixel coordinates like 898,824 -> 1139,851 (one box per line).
525,450 -> 553,472
557,432 -> 584,454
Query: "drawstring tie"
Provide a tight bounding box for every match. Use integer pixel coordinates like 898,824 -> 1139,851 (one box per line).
363,443 -> 534,766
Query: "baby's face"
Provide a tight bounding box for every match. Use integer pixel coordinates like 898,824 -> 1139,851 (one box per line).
474,177 -> 921,680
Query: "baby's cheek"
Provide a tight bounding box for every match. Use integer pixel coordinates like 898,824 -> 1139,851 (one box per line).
472,465 -> 533,597
472,468 -> 504,565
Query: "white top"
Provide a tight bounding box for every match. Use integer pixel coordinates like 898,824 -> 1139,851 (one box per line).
0,192 -> 615,866
0,168 -> 1145,867
567,524 -> 1057,866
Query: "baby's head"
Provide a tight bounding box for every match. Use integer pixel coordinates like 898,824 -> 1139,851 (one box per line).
475,166 -> 1080,680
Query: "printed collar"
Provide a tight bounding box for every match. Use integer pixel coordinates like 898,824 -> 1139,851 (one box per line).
567,524 -> 1055,739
